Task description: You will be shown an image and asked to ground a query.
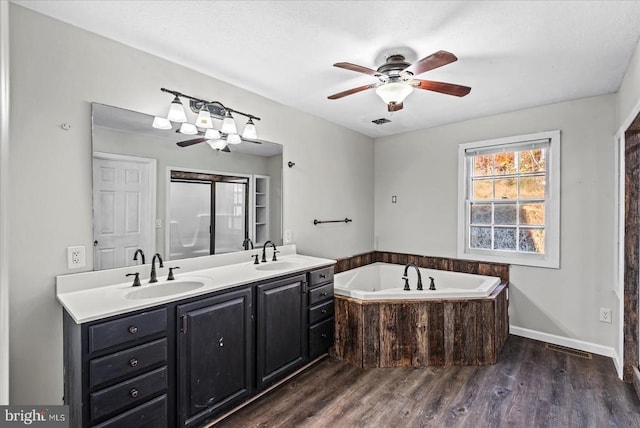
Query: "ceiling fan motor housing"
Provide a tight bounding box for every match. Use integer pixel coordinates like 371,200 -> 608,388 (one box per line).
377,54 -> 412,78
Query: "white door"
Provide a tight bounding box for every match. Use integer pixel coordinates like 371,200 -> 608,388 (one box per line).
93,153 -> 156,270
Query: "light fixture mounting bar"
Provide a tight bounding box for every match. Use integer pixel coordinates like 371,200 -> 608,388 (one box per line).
160,87 -> 260,121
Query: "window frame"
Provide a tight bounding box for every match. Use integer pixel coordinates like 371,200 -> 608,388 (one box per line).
457,130 -> 561,268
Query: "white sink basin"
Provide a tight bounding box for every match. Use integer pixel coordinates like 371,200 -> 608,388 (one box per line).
125,281 -> 205,299
254,261 -> 303,271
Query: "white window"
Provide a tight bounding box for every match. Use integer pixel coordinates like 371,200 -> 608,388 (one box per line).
457,130 -> 560,268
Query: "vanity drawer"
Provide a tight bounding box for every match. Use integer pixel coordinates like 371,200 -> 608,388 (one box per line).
92,394 -> 167,428
309,267 -> 334,287
89,338 -> 167,389
309,318 -> 334,359
309,283 -> 333,306
90,366 -> 167,421
89,309 -> 167,354
309,300 -> 334,325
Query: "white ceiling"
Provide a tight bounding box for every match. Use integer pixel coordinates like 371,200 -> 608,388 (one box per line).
13,0 -> 640,138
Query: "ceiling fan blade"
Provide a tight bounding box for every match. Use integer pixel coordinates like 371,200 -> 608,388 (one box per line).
404,50 -> 458,76
387,102 -> 404,112
333,62 -> 381,77
414,79 -> 471,97
177,138 -> 206,147
328,84 -> 376,100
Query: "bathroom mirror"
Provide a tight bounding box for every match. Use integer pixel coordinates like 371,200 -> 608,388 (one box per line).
91,103 -> 283,270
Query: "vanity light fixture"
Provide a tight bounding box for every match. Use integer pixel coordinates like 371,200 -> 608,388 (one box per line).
179,122 -> 198,135
227,134 -> 242,145
152,88 -> 261,147
220,110 -> 238,135
204,129 -> 221,140
195,105 -> 213,129
152,116 -> 172,130
242,118 -> 257,139
167,95 -> 187,122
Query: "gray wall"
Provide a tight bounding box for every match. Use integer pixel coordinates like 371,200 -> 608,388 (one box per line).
8,5 -> 374,404
375,95 -> 618,353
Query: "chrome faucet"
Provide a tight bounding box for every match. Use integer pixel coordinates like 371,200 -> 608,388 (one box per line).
133,249 -> 145,265
402,263 -> 423,291
261,240 -> 278,262
149,253 -> 164,283
242,238 -> 254,250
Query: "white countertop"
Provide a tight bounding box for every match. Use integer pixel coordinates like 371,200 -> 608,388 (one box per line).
56,246 -> 335,324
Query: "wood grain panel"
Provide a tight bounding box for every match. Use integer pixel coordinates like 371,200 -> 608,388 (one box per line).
332,284 -> 508,368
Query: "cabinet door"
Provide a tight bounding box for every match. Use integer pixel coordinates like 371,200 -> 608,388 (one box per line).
177,288 -> 253,427
256,275 -> 307,389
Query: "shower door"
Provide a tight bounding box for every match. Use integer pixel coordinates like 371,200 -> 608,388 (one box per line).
169,171 -> 249,260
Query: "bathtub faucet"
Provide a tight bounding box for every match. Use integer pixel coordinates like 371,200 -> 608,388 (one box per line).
402,263 -> 423,291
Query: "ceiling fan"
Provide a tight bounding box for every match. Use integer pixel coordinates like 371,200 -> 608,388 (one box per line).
176,132 -> 263,152
327,50 -> 471,112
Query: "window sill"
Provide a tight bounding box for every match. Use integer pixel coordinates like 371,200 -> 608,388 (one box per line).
457,249 -> 559,269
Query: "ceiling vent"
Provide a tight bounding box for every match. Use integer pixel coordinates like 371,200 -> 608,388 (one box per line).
372,118 -> 391,125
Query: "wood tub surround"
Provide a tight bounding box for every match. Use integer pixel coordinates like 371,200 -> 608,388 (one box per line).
335,251 -> 509,283
332,283 -> 509,368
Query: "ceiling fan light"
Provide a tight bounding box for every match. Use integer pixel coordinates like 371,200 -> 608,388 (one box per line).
375,82 -> 414,105
207,139 -> 227,150
204,128 -> 221,140
227,134 -> 242,145
152,116 -> 172,130
167,96 -> 187,122
242,118 -> 257,139
221,111 -> 237,134
179,122 -> 198,135
195,106 -> 213,129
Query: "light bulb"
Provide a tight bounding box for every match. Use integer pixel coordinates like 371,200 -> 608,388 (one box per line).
227,134 -> 242,145
205,129 -> 221,140
179,123 -> 198,135
152,116 -> 172,130
195,106 -> 213,129
167,96 -> 187,122
242,118 -> 257,139
375,82 -> 414,105
221,111 -> 237,134
207,139 -> 227,150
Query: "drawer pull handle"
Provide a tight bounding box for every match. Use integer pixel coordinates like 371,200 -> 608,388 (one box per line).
129,388 -> 139,398
128,326 -> 138,335
320,292 -> 328,297
321,333 -> 328,339
129,358 -> 138,367
320,274 -> 327,279
321,309 -> 328,314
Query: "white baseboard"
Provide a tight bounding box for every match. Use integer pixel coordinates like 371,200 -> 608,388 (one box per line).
510,325 -> 622,379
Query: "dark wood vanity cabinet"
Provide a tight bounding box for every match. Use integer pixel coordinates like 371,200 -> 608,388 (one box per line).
176,287 -> 253,427
256,274 -> 307,390
308,267 -> 335,359
63,265 -> 335,427
63,308 -> 170,428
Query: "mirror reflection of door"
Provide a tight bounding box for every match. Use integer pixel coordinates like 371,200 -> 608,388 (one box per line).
169,170 -> 249,260
92,153 -> 156,270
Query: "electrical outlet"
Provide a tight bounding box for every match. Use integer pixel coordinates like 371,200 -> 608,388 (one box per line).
599,307 -> 612,323
284,230 -> 293,243
67,246 -> 86,269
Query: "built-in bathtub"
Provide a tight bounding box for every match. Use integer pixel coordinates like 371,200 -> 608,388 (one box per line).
334,262 -> 501,300
331,263 -> 509,368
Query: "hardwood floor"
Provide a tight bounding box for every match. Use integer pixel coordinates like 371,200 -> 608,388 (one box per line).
215,335 -> 640,427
